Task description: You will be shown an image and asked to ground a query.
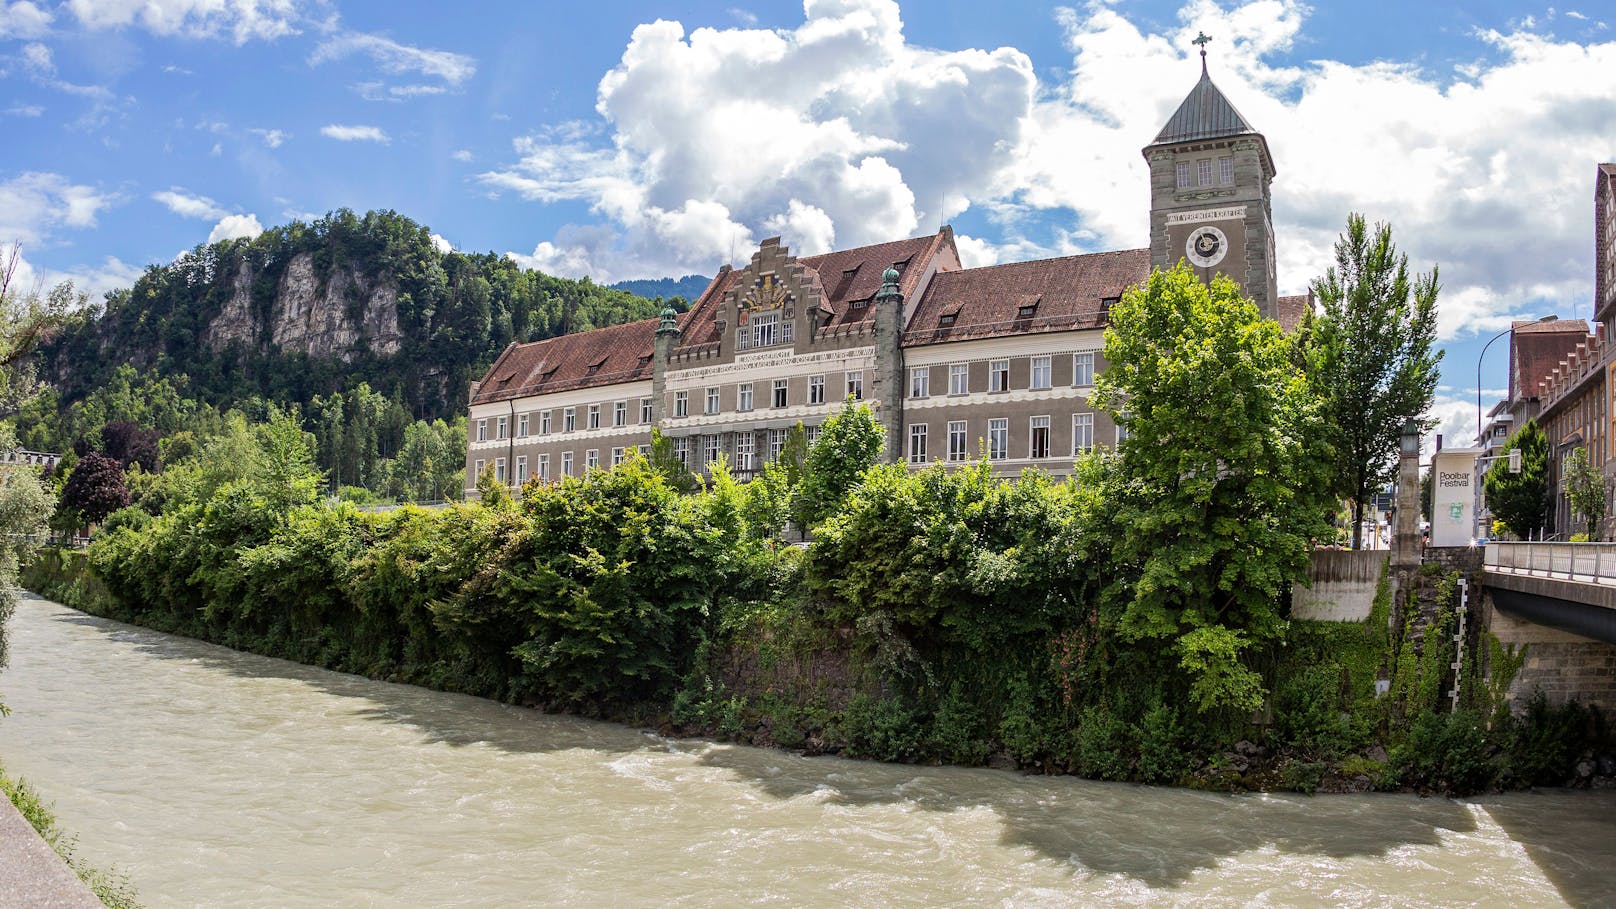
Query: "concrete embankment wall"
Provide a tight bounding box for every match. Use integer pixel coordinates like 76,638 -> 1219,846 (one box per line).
1291,550 -> 1385,621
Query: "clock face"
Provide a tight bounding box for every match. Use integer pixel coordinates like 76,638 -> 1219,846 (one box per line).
1185,225 -> 1229,268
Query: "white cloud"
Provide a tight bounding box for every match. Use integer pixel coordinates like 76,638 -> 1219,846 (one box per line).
311,31 -> 475,90
207,212 -> 262,243
482,0 -> 1035,280
320,123 -> 389,143
0,1 -> 52,40
64,0 -> 303,44
429,233 -> 452,253
0,171 -> 111,245
761,199 -> 835,255
20,41 -> 52,74
248,127 -> 286,148
152,187 -> 227,220
451,149 -> 473,163
2,104 -> 43,117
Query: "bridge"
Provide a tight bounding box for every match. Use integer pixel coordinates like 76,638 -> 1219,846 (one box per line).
1483,542 -> 1616,644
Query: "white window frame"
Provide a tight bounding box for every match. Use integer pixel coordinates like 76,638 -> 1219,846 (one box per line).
561,452 -> 573,476
674,438 -> 690,466
735,433 -> 755,471
1073,413 -> 1094,455
1219,155 -> 1234,185
614,401 -> 627,427
1073,352 -> 1095,387
1030,356 -> 1051,390
809,374 -> 826,405
805,425 -> 822,447
675,391 -> 689,417
1176,161 -> 1191,189
496,416 -> 508,440
846,371 -> 864,401
474,458 -> 485,479
495,457 -> 507,483
772,379 -> 788,408
910,367 -> 929,398
515,454 -> 528,484
586,449 -> 599,470
705,387 -> 720,415
517,414 -> 529,437
988,418 -> 1008,460
476,420 -> 487,442
702,434 -> 722,465
563,407 -> 576,432
989,360 -> 1009,392
538,453 -> 550,480
612,447 -> 625,467
908,424 -> 928,464
738,382 -> 754,412
1029,416 -> 1050,459
588,404 -> 601,430
768,428 -> 787,461
640,397 -> 653,424
1197,157 -> 1212,186
949,363 -> 968,395
540,410 -> 552,435
947,421 -> 967,462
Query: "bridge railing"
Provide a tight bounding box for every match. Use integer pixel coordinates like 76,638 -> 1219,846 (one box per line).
1484,541 -> 1616,585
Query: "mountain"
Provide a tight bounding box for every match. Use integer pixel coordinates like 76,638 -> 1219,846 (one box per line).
609,275 -> 711,304
39,209 -> 663,423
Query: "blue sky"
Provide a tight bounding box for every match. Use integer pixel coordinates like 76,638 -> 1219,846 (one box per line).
3,0 -> 1615,444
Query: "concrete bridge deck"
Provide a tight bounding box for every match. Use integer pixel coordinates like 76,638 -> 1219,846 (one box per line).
1483,543 -> 1616,644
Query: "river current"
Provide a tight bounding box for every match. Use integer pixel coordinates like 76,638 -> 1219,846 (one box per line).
2,594 -> 1613,907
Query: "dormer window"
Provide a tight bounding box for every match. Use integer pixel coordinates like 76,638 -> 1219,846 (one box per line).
938,312 -> 956,328
1017,304 -> 1037,320
585,356 -> 608,376
850,297 -> 869,310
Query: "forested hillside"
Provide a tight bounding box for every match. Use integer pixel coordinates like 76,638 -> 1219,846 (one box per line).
39,209 -> 665,423
610,275 -> 710,303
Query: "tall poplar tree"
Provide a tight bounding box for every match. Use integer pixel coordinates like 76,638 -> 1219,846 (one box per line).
1483,418 -> 1548,539
1303,214 -> 1441,548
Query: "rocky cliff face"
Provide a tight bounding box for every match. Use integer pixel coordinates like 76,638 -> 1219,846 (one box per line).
203,252 -> 402,361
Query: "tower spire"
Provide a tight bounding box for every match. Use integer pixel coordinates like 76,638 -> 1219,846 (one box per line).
1192,31 -> 1212,75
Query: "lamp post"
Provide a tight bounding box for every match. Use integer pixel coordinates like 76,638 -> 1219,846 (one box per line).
1476,315 -> 1558,445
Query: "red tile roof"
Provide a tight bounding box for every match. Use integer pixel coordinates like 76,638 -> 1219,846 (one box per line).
470,317 -> 657,405
1511,319 -> 1590,403
902,248 -> 1149,345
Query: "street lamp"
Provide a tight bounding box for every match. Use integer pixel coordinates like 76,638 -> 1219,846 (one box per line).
1476,315 -> 1558,445
1399,419 -> 1420,456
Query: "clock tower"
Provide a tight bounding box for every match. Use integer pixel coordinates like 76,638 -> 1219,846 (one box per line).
1143,35 -> 1279,319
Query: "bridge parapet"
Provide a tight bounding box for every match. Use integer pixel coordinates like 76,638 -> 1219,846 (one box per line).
1485,542 -> 1616,584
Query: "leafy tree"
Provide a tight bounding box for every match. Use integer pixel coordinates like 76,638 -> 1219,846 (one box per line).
1484,419 -> 1548,539
475,462 -> 511,508
253,409 -> 323,514
59,452 -> 130,531
0,243 -> 72,422
1562,445 -> 1608,541
1092,264 -> 1332,713
792,401 -> 883,529
1419,466 -> 1433,522
101,421 -> 160,472
1302,213 -> 1441,548
647,428 -> 698,493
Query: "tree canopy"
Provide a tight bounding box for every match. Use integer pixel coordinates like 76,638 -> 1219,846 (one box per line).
1484,418 -> 1549,539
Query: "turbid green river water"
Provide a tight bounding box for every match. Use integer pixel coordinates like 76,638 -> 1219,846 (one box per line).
2,594 -> 1613,907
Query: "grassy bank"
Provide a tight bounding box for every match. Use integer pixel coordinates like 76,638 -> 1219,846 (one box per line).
0,760 -> 141,909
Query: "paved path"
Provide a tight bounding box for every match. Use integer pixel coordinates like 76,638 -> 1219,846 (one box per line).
0,792 -> 102,909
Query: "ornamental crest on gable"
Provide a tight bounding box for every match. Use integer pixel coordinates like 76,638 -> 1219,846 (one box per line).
739,273 -> 791,324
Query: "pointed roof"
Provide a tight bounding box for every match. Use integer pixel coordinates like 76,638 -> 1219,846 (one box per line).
1150,70 -> 1258,146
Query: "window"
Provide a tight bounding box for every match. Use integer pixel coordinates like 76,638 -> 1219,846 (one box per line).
809,374 -> 826,404
561,452 -> 573,476
910,367 -> 929,398
517,414 -> 529,437
564,407 -> 576,432
1176,161 -> 1191,188
675,391 -> 689,417
1017,303 -> 1037,320
1030,416 -> 1050,459
496,416 -> 508,440
989,360 -> 1009,392
748,312 -> 779,349
1073,413 -> 1094,454
773,379 -> 788,408
908,424 -> 928,464
705,387 -> 720,415
735,433 -> 755,471
674,438 -> 690,466
948,421 -> 967,462
949,363 -> 968,395
938,313 -> 957,328
1031,355 -> 1052,390
515,455 -> 528,484
614,401 -> 627,427
768,428 -> 787,461
1219,156 -> 1234,185
640,398 -> 653,424
738,383 -> 754,412
847,371 -> 864,401
1197,158 -> 1212,186
806,425 -> 822,447
988,418 -> 1008,460
702,434 -> 722,465
586,449 -> 599,470
588,404 -> 601,430
538,453 -> 550,480
1073,352 -> 1095,387
540,411 -> 552,435
612,447 -> 625,467
474,458 -> 485,479
1116,421 -> 1130,444
476,420 -> 487,442
495,457 -> 506,483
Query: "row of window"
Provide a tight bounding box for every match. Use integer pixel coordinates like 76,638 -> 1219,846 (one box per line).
906,413 -> 1119,463
672,372 -> 863,417
473,425 -> 830,486
736,311 -> 794,350
476,398 -> 654,442
475,444 -> 649,485
1175,155 -> 1235,189
909,353 -> 1095,398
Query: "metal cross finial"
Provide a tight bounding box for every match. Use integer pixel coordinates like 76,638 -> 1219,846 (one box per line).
1193,31 -> 1212,73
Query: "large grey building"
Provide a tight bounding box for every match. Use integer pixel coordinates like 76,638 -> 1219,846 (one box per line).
464,62 -> 1308,494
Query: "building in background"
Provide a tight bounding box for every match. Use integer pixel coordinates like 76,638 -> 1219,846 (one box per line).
464,62 -> 1310,496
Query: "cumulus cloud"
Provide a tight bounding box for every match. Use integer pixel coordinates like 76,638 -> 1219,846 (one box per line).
248,127 -> 286,147
208,212 -> 262,242
321,123 -> 389,143
0,1 -> 51,39
0,171 -> 111,244
429,233 -> 453,253
311,31 -> 475,98
152,187 -> 227,220
63,0 -> 303,44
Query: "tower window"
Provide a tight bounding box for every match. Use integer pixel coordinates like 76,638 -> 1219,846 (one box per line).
1197,158 -> 1212,186
1219,156 -> 1234,185
1176,162 -> 1191,189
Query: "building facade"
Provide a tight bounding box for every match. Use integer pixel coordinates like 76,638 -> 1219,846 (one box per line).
465,65 -> 1308,496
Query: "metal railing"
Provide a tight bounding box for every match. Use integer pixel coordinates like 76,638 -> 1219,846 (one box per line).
1484,541 -> 1616,585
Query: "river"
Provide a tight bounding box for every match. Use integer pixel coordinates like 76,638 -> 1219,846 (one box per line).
2,594 -> 1613,907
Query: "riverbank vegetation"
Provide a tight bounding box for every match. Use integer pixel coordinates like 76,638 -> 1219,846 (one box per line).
22,264 -> 1610,796
0,762 -> 141,909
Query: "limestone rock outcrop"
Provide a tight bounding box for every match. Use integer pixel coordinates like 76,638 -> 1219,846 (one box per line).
202,252 -> 402,361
